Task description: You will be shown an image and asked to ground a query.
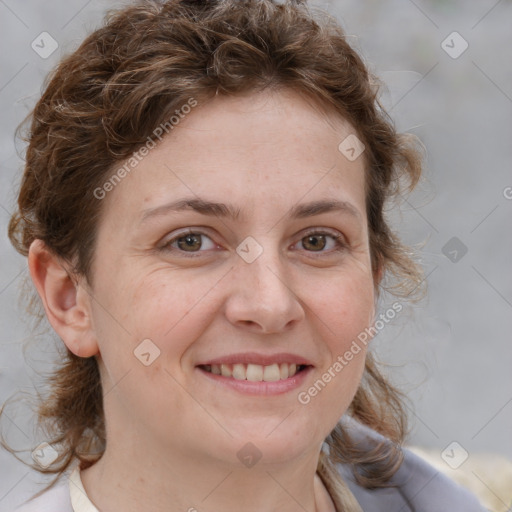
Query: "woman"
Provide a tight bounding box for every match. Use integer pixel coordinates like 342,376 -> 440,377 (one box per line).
4,0 -> 486,510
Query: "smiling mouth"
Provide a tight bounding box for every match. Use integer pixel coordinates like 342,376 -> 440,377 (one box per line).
198,363 -> 310,382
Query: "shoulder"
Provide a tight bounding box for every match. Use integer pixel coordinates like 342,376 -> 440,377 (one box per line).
13,478 -> 72,512
336,419 -> 487,512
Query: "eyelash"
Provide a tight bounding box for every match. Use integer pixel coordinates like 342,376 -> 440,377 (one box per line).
160,228 -> 347,258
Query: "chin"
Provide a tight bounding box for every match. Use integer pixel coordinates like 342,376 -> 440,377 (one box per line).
219,420 -> 322,467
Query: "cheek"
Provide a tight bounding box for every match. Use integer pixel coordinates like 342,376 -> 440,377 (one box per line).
119,271 -> 217,362
304,269 -> 374,402
312,267 -> 375,346
89,270 -> 216,417
94,258 -> 376,359
87,260 -> 207,381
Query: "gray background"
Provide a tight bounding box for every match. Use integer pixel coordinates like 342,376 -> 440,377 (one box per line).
1,0 -> 511,510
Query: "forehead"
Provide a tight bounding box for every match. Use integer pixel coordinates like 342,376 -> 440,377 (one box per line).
98,88 -> 367,225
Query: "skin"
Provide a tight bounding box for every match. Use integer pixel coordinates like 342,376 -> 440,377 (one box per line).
28,88 -> 381,512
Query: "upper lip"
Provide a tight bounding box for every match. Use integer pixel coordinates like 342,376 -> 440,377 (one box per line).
196,352 -> 314,367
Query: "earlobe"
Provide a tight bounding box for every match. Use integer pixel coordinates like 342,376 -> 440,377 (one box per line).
27,239 -> 99,358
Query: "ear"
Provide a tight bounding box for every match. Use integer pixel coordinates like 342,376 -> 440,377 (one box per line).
28,239 -> 99,358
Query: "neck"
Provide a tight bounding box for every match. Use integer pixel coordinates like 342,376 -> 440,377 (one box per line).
80,438 -> 335,512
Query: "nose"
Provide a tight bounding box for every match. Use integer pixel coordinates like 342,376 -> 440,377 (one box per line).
224,244 -> 306,334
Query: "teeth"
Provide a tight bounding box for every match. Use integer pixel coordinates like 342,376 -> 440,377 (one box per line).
263,363 -> 281,382
246,364 -> 263,382
221,364 -> 231,377
205,362 -> 301,381
232,363 -> 246,380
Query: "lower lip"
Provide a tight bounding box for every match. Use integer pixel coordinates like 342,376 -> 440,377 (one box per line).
196,366 -> 313,396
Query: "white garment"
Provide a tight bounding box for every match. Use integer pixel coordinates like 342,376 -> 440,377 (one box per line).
14,467 -> 97,512
69,467 -> 100,512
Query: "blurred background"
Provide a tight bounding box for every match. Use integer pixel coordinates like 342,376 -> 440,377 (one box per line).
0,0 -> 511,511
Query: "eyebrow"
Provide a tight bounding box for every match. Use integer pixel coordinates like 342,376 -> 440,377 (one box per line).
140,197 -> 361,224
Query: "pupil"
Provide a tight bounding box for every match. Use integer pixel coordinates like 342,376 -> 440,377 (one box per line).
306,235 -> 325,251
179,234 -> 200,251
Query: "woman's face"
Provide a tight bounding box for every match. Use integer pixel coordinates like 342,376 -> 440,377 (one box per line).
86,88 -> 376,468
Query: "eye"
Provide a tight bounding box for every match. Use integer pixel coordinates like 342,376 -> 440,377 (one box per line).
161,230 -> 217,256
294,230 -> 347,254
160,228 -> 347,258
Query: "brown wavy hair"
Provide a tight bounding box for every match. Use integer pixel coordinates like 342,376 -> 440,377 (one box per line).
3,0 -> 426,509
